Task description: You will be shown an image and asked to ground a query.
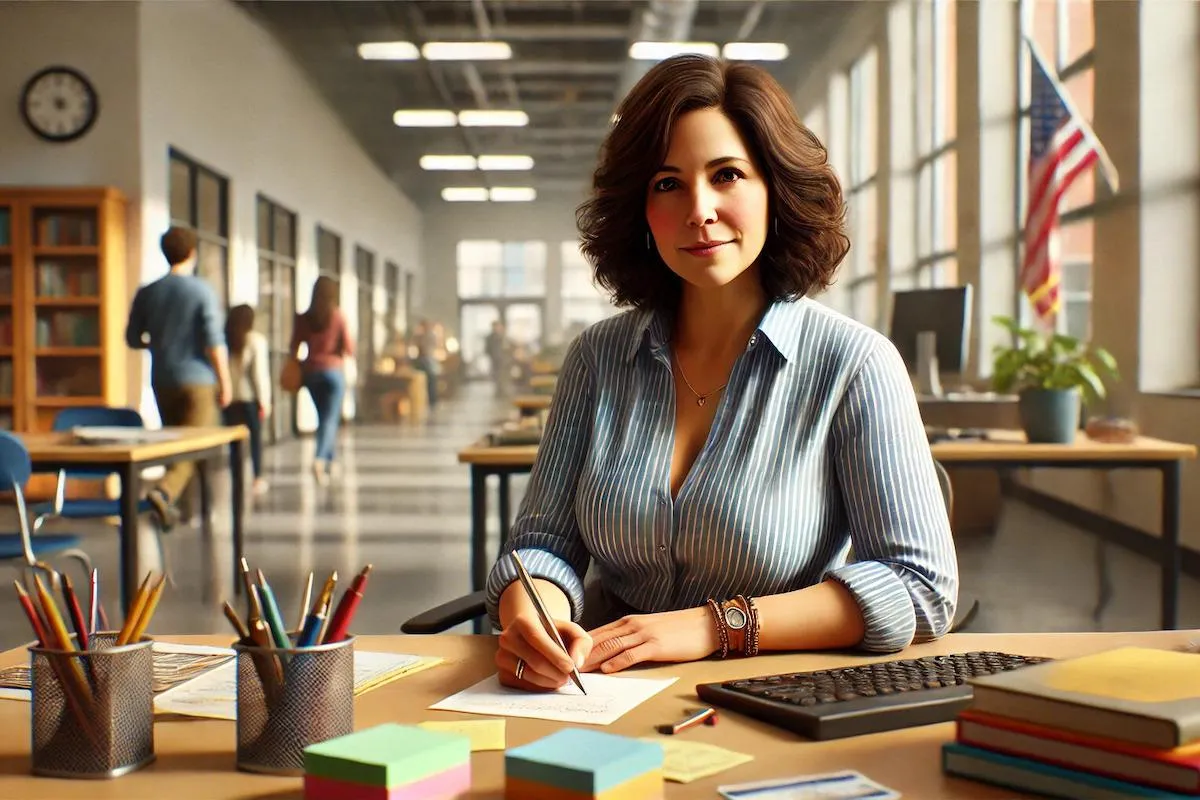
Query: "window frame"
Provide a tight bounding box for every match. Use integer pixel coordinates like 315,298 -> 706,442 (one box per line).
168,148 -> 230,307
914,0 -> 958,290
254,194 -> 298,442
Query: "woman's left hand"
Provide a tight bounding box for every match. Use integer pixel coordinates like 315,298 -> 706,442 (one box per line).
582,607 -> 719,674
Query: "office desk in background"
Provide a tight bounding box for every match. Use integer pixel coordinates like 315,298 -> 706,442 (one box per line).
0,630 -> 1191,798
512,394 -> 552,417
458,430 -> 1196,630
18,426 -> 249,613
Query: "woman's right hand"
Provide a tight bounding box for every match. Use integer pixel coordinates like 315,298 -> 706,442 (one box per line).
496,612 -> 592,691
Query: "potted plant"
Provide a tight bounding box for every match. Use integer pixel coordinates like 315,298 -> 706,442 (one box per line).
990,315 -> 1119,443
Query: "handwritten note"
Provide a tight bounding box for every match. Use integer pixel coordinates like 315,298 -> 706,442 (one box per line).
428,673 -> 677,726
419,719 -> 507,751
640,738 -> 753,783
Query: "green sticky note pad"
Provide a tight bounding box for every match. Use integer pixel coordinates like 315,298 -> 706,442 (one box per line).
304,723 -> 471,788
419,719 -> 506,751
506,729 -> 663,793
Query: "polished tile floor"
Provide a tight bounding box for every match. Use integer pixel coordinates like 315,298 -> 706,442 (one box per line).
1,381 -> 1197,652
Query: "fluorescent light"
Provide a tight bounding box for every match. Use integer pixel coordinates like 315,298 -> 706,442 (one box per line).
421,41 -> 512,61
357,41 -> 420,60
629,41 -> 719,60
722,42 -> 790,61
442,187 -> 489,202
458,109 -> 529,127
393,109 -> 458,127
420,155 -> 478,171
490,187 -> 537,202
478,155 -> 534,171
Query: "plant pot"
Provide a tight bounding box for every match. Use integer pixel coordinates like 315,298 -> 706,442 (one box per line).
1018,388 -> 1081,444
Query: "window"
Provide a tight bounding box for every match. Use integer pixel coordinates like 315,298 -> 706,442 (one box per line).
255,195 -> 296,443
846,48 -> 879,326
561,242 -> 618,334
355,245 -> 376,373
316,226 -> 342,278
168,149 -> 229,307
1018,0 -> 1095,337
456,240 -> 546,298
385,260 -> 404,339
914,0 -> 958,289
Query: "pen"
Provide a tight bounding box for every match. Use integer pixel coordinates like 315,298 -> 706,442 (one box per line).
322,564 -> 372,644
296,571 -> 313,632
14,580 -> 48,646
60,574 -> 89,652
313,570 -> 338,644
255,573 -> 291,651
656,707 -> 719,735
88,568 -> 99,634
509,552 -> 587,695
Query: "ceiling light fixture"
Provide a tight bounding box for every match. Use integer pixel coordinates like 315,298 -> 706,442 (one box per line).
478,155 -> 535,171
357,41 -> 420,60
442,187 -> 489,202
490,187 -> 537,202
420,155 -> 478,171
393,109 -> 458,127
458,109 -> 529,127
629,41 -> 719,60
722,42 -> 790,61
421,41 -> 512,61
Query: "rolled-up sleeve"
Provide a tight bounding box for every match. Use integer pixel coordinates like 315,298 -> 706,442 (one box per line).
825,339 -> 959,652
200,284 -> 223,349
484,335 -> 595,629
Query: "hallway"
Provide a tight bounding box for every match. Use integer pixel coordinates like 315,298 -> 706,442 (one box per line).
1,382 -> 1198,652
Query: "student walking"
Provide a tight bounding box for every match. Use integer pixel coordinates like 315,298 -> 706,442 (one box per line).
290,276 -> 353,486
223,304 -> 271,496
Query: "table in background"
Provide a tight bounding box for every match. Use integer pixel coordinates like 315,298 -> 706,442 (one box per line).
459,430 -> 1197,630
0,630 -> 1191,798
19,426 -> 249,612
512,395 -> 551,417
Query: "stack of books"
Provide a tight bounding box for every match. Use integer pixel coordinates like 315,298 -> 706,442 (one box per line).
943,646 -> 1200,798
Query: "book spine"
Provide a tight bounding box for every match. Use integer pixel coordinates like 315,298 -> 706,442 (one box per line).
971,686 -> 1181,749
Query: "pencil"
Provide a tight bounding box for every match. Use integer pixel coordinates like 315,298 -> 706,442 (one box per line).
222,600 -> 251,642
240,557 -> 262,624
14,580 -> 48,646
88,568 -> 99,635
33,574 -> 95,713
296,572 -> 313,632
126,574 -> 166,643
60,575 -> 89,652
116,573 -> 154,646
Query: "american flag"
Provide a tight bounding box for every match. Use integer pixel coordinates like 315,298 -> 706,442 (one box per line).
1020,43 -> 1105,328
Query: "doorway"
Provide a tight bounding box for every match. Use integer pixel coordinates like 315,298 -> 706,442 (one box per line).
459,299 -> 543,380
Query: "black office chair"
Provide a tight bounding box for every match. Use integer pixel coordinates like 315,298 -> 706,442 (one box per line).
402,458 -> 980,635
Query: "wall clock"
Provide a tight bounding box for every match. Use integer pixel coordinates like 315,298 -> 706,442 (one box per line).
20,66 -> 99,143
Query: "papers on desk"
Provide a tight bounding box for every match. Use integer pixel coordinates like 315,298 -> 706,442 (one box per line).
641,738 -> 753,783
72,426 -> 183,445
428,672 -> 677,726
718,771 -> 900,799
154,651 -> 442,720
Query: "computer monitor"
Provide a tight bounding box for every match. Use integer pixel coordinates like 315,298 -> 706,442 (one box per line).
888,285 -> 973,397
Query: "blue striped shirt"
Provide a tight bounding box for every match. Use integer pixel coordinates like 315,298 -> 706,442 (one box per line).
485,298 -> 959,652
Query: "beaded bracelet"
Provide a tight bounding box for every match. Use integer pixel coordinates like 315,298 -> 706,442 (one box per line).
706,598 -> 729,659
734,594 -> 761,657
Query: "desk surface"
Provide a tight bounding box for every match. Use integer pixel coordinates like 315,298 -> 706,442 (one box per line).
0,631 -> 1192,798
458,429 -> 1198,467
18,426 -> 248,465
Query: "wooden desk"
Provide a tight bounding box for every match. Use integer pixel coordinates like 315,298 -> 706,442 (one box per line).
19,426 -> 249,612
512,395 -> 552,417
0,630 -> 1191,798
458,430 -> 1197,630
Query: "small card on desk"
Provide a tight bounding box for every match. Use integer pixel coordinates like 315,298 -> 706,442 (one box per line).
718,770 -> 900,799
418,719 -> 506,751
639,738 -> 752,783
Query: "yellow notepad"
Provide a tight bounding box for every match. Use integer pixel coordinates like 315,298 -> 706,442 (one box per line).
419,719 -> 506,751
640,738 -> 753,783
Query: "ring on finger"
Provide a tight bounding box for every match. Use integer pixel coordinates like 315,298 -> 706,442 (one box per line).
515,658 -> 526,681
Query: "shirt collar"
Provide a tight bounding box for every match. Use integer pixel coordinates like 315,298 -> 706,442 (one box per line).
625,299 -> 806,364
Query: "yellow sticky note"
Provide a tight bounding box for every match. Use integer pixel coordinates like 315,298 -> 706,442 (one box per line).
1043,647 -> 1200,704
639,737 -> 753,783
419,719 -> 506,752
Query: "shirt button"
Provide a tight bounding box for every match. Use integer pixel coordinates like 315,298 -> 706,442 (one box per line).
748,333 -> 759,349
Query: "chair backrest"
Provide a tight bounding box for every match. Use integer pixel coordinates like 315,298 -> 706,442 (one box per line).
53,406 -> 144,480
0,431 -> 32,490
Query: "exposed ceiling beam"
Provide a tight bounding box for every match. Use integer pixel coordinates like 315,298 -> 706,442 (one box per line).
479,61 -> 621,77
522,127 -> 610,141
420,24 -> 629,41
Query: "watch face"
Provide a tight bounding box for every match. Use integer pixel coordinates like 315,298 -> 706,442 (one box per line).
724,605 -> 747,629
21,66 -> 99,143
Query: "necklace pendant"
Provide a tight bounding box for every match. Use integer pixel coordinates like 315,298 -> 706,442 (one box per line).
697,396 -> 706,407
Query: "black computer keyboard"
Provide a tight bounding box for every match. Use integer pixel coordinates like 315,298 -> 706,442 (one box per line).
696,651 -> 1050,740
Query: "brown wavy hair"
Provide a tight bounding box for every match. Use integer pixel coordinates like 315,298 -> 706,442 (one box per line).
225,304 -> 254,357
305,275 -> 339,332
576,54 -> 849,312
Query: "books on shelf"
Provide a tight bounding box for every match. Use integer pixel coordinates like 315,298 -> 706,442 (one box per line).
945,647 -> 1200,798
35,310 -> 99,348
37,261 -> 98,297
35,212 -> 97,247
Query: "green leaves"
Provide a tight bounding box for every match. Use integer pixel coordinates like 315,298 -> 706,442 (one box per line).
989,315 -> 1118,402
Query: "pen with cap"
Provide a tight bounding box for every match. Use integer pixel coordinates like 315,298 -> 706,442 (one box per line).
509,552 -> 587,695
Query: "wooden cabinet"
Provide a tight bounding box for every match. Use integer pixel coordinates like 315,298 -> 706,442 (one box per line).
0,187 -> 129,494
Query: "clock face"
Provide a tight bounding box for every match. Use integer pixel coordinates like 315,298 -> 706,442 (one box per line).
20,66 -> 99,143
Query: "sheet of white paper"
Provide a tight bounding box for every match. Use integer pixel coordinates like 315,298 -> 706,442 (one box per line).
153,651 -> 426,720
428,672 -> 678,726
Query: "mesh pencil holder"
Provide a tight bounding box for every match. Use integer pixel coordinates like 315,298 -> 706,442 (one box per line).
234,635 -> 355,776
29,632 -> 156,779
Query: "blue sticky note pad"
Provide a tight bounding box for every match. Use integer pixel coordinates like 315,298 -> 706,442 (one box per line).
506,729 -> 663,793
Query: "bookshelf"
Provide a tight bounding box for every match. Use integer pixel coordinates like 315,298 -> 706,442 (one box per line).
0,187 -> 128,496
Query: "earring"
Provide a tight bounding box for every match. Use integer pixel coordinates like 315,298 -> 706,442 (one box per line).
646,231 -> 652,250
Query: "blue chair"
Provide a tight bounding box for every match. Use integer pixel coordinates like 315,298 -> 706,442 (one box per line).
31,407 -> 169,582
0,431 -> 92,586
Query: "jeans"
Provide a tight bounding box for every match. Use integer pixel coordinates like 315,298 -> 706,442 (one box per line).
222,401 -> 263,478
304,368 -> 345,462
416,357 -> 439,407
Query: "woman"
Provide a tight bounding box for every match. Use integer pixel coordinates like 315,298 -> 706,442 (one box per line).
224,304 -> 271,496
486,55 -> 958,692
290,276 -> 353,485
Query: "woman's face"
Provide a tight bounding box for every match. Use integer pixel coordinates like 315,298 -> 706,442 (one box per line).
645,106 -> 770,292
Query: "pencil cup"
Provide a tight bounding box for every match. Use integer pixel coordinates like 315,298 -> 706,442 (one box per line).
234,635 -> 355,776
29,632 -> 156,779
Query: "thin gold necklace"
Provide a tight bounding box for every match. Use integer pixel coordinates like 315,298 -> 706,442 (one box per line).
673,358 -> 727,407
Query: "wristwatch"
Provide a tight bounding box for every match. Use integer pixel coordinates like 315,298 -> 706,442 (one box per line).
720,599 -> 748,655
